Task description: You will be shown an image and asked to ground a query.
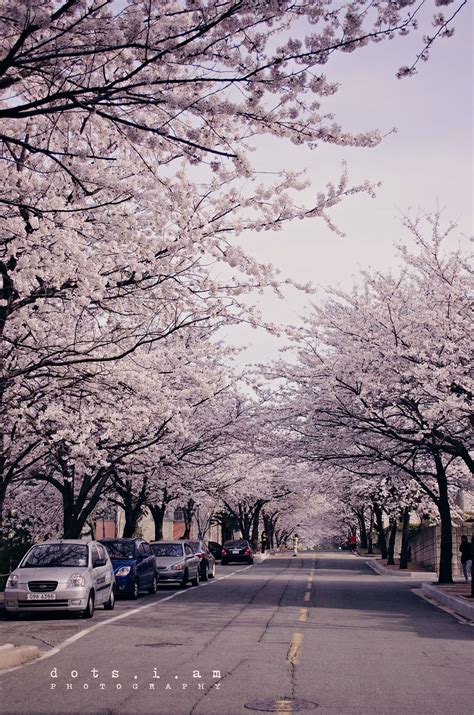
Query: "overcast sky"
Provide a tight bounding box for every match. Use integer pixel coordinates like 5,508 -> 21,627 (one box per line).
222,3 -> 473,367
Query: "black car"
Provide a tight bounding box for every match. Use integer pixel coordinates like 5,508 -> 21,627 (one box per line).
188,540 -> 216,581
208,541 -> 223,560
221,539 -> 254,565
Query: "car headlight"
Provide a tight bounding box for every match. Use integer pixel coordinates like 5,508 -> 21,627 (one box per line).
115,566 -> 131,576
6,574 -> 18,588
67,573 -> 86,588
167,562 -> 184,571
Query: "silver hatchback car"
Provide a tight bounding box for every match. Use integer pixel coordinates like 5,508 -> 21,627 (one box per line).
4,540 -> 115,619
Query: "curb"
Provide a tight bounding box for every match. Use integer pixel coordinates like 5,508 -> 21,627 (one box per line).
0,644 -> 41,670
421,583 -> 474,621
367,560 -> 437,580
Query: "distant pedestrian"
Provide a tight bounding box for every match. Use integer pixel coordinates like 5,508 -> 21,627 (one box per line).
261,532 -> 269,553
459,535 -> 472,581
292,533 -> 299,557
348,532 -> 357,554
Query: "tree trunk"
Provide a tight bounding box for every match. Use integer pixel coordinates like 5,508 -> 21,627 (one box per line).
387,519 -> 397,566
250,502 -> 263,551
434,453 -> 453,584
374,504 -> 387,560
367,509 -> 374,554
399,507 -> 410,569
149,503 -> 167,541
356,508 -> 368,550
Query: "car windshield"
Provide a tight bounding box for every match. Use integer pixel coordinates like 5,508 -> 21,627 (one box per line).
188,541 -> 202,552
102,541 -> 135,559
21,544 -> 88,568
151,543 -> 183,557
224,540 -> 248,549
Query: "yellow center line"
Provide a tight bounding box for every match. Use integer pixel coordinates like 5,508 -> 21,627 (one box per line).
276,698 -> 293,713
287,631 -> 303,666
298,607 -> 309,622
304,591 -> 311,602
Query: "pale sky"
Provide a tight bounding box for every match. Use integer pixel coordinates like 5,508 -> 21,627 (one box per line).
222,3 -> 473,367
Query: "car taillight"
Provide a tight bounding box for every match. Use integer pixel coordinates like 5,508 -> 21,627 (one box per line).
197,553 -> 204,559
245,548 -> 251,555
221,549 -> 227,555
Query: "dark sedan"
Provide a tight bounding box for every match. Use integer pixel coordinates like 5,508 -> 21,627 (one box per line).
100,538 -> 157,599
221,539 -> 254,565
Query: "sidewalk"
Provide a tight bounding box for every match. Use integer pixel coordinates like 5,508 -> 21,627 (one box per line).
364,554 -> 474,621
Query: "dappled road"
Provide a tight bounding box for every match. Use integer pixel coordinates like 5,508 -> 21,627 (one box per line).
0,553 -> 472,714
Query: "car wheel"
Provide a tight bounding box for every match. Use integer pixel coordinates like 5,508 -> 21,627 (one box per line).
248,558 -> 254,565
83,592 -> 95,619
201,563 -> 209,582
180,570 -> 189,589
5,611 -> 19,620
104,587 -> 115,611
221,559 -> 228,566
148,575 -> 158,595
131,579 -> 140,600
191,569 -> 200,587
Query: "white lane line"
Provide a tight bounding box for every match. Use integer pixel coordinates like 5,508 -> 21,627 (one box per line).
0,565 -> 254,676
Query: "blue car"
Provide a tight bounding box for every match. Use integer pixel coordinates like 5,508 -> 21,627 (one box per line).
100,538 -> 157,599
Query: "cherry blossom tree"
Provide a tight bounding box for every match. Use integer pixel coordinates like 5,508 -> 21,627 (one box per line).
267,215 -> 472,582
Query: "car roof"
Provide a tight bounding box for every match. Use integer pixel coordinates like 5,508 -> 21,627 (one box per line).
150,540 -> 187,545
32,540 -> 90,545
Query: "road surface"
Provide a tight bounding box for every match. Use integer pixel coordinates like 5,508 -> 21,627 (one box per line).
0,552 -> 472,714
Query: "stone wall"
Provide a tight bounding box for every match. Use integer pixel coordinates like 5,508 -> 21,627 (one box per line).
409,523 -> 473,577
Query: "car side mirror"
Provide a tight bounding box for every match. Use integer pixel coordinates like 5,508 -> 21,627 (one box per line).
93,558 -> 106,568
10,559 -> 19,571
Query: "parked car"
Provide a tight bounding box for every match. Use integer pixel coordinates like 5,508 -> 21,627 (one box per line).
208,541 -> 223,561
221,539 -> 254,565
150,540 -> 200,587
188,540 -> 216,581
4,540 -> 115,619
100,538 -> 157,599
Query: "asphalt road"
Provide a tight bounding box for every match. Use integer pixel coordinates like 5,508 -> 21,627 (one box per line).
0,552 -> 472,714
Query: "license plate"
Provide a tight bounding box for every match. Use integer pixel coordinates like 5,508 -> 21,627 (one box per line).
232,550 -> 240,554
26,593 -> 56,600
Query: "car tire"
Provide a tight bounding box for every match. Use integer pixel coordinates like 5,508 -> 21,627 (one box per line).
191,570 -> 200,587
180,570 -> 188,589
201,563 -> 209,582
148,575 -> 158,595
131,579 -> 140,600
221,559 -> 228,566
248,558 -> 254,565
104,587 -> 115,611
83,592 -> 95,619
5,611 -> 18,620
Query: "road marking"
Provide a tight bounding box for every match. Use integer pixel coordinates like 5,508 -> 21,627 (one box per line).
287,632 -> 302,665
276,697 -> 293,713
307,574 -> 313,584
304,591 -> 311,602
0,564 -> 254,676
298,608 -> 308,622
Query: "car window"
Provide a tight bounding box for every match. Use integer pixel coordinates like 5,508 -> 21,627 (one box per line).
188,541 -> 201,552
97,544 -> 108,561
184,544 -> 194,556
223,540 -> 248,549
151,543 -> 183,557
101,541 -> 135,559
91,544 -> 100,563
142,543 -> 152,557
21,543 -> 89,568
